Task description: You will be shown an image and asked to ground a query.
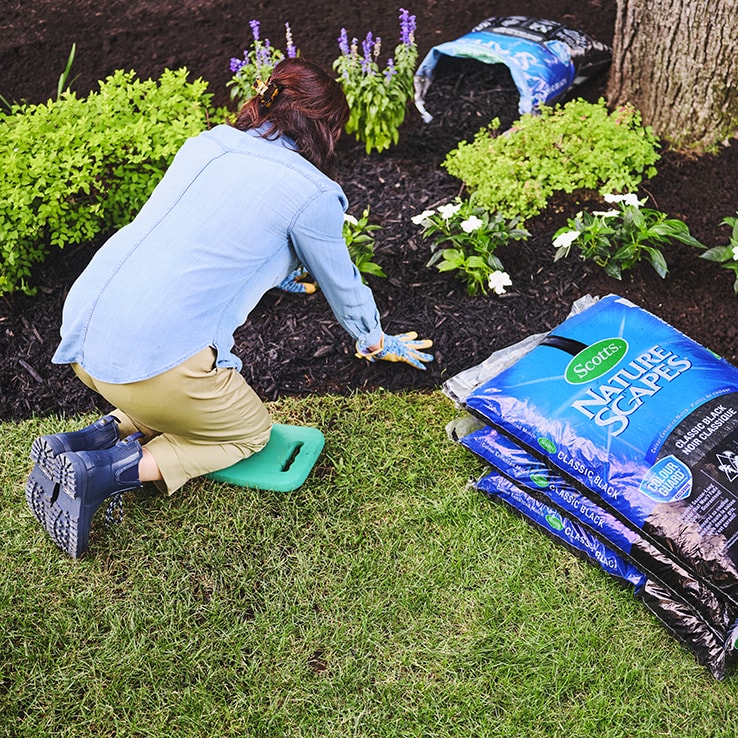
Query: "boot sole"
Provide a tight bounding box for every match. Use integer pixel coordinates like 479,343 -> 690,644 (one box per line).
26,463 -> 95,558
45,486 -> 97,559
57,453 -> 83,500
29,436 -> 64,483
25,465 -> 59,527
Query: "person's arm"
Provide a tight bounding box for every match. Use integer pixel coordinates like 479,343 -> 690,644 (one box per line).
290,190 -> 433,369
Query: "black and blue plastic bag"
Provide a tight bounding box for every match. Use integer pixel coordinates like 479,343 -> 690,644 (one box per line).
414,15 -> 611,121
464,294 -> 738,607
477,471 -> 738,679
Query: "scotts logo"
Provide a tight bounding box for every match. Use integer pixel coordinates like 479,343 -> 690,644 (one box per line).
564,338 -> 629,384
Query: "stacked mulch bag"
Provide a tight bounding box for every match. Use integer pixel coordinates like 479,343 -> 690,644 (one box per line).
444,294 -> 738,679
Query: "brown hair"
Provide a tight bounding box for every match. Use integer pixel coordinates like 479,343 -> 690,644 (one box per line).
232,58 -> 349,175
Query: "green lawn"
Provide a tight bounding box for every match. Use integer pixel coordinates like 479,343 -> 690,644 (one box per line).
2,390 -> 737,737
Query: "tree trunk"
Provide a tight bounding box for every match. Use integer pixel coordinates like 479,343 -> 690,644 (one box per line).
607,0 -> 738,151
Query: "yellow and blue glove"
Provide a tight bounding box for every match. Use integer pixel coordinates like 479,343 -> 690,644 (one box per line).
278,267 -> 317,295
355,332 -> 434,371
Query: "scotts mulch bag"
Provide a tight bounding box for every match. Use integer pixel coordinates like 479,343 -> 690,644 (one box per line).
413,15 -> 612,121
478,472 -> 738,679
464,295 -> 738,609
463,426 -> 738,677
462,425 -> 738,632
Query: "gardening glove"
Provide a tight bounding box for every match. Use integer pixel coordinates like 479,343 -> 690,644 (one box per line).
355,332 -> 434,371
278,266 -> 317,295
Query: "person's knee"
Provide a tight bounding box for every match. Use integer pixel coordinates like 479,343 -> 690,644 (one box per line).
240,420 -> 272,456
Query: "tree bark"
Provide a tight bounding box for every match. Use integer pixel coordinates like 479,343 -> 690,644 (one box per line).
607,0 -> 738,151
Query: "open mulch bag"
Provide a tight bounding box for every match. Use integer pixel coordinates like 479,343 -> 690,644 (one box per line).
414,15 -> 611,121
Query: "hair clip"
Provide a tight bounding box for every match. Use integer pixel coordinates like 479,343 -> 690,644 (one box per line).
253,78 -> 280,108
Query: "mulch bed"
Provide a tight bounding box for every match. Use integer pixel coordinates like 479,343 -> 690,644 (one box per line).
1,2 -> 737,422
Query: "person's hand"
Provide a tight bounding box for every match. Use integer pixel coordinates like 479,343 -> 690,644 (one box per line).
278,267 -> 317,295
355,332 -> 434,370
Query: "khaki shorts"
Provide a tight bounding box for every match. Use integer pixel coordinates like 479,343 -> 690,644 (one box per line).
73,347 -> 272,494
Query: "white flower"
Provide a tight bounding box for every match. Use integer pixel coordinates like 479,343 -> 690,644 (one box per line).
411,209 -> 436,226
460,215 -> 484,233
437,202 -> 462,220
592,209 -> 620,218
553,230 -> 580,249
488,270 -> 512,295
604,192 -> 641,207
732,245 -> 738,261
343,213 -> 359,226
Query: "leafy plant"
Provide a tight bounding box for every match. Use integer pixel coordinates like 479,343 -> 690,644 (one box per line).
413,196 -> 529,295
56,43 -> 78,100
333,8 -> 417,154
553,193 -> 704,280
344,207 -> 386,280
0,68 -> 222,296
443,98 -> 661,223
227,20 -> 298,108
698,213 -> 738,294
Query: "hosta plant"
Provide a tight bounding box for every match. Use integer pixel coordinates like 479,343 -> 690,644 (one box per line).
413,196 -> 529,296
553,193 -> 704,279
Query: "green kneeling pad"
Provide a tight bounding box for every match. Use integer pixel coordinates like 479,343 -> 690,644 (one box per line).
206,423 -> 325,492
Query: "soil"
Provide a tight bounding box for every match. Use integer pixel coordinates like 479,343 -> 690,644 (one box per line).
1,0 -> 736,422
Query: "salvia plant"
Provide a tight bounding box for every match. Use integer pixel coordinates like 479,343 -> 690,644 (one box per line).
552,193 -> 704,280
344,207 -> 386,281
413,196 -> 530,296
228,20 -> 298,107
333,8 -> 418,154
699,213 -> 738,294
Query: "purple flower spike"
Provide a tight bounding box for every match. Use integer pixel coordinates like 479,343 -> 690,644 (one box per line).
361,31 -> 375,74
249,19 -> 260,42
230,57 -> 245,73
285,22 -> 297,58
257,42 -> 271,67
399,8 -> 416,46
362,31 -> 374,59
338,27 -> 350,57
384,58 -> 397,80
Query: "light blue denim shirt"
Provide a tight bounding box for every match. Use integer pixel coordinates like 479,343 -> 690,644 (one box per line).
52,124 -> 383,383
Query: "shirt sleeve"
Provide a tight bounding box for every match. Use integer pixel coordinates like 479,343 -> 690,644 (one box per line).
290,189 -> 383,352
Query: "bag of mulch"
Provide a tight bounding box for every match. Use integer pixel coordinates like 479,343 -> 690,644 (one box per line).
461,424 -> 738,650
479,472 -> 738,679
464,294 -> 738,608
414,15 -> 612,121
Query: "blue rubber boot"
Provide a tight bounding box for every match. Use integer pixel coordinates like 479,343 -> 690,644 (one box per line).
45,435 -> 143,558
30,414 -> 120,483
25,464 -> 60,528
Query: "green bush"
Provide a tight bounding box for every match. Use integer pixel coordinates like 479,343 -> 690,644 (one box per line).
442,98 -> 661,223
0,68 -> 222,296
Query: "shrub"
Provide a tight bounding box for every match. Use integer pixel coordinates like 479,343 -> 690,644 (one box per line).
442,98 -> 661,223
0,68 -> 221,296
